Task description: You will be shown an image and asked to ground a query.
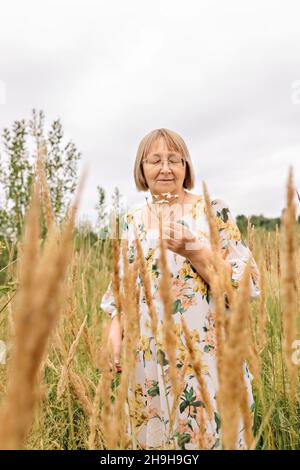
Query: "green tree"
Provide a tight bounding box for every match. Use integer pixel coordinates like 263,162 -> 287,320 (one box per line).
0,120 -> 34,240
29,109 -> 81,222
0,109 -> 81,240
111,186 -> 125,239
95,185 -> 108,239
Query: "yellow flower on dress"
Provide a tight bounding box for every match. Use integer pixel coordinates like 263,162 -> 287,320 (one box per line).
215,214 -> 226,231
192,275 -> 208,296
144,318 -> 151,332
145,248 -> 155,272
128,383 -> 148,428
190,329 -> 200,345
134,383 -> 144,399
193,349 -> 209,374
155,325 -> 164,352
138,336 -> 152,361
196,229 -> 209,239
177,347 -> 209,376
178,263 -> 192,278
179,260 -> 202,280
126,213 -> 134,225
174,323 -> 181,337
223,221 -> 241,242
178,260 -> 209,296
191,204 -> 198,220
191,197 -> 205,220
177,347 -> 188,364
177,347 -> 193,375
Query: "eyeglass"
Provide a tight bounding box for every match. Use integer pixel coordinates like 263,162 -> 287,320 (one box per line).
142,154 -> 185,168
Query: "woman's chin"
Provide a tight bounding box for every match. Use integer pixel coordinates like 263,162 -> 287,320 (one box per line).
156,181 -> 175,188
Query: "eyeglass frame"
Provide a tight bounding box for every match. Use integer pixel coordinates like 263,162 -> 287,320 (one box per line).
142,154 -> 186,168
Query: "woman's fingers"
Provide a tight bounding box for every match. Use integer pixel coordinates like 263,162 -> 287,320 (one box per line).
109,358 -> 122,373
163,225 -> 194,244
162,224 -> 180,239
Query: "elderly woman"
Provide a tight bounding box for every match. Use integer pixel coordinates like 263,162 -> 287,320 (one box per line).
100,128 -> 260,450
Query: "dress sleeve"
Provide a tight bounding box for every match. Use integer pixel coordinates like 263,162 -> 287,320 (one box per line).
211,198 -> 260,300
99,211 -> 137,319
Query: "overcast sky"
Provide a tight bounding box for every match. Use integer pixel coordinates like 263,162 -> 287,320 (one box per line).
0,0 -> 299,227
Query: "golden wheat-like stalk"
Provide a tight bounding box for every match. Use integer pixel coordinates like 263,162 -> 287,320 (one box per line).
157,210 -> 180,402
280,166 -> 298,402
36,142 -> 56,233
114,259 -> 140,449
181,316 -> 213,421
133,223 -> 158,337
218,261 -> 253,450
0,166 -> 84,449
57,315 -> 87,400
88,321 -> 111,450
257,259 -> 267,355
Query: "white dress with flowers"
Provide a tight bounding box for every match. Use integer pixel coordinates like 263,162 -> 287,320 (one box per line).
100,195 -> 260,450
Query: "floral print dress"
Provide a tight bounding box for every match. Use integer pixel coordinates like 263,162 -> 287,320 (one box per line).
100,195 -> 260,450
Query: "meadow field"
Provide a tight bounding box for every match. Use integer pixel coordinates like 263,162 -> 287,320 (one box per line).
0,163 -> 299,450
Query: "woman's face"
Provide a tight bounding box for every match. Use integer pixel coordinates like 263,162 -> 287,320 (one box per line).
142,137 -> 186,197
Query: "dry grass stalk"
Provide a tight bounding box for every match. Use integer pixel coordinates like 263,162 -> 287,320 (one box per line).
202,182 -> 234,329
197,401 -> 206,449
247,217 -> 254,252
87,322 -> 111,450
168,355 -> 189,446
257,260 -> 267,354
99,322 -> 115,449
57,315 -> 87,400
112,258 -> 140,449
280,166 -> 298,402
36,142 -> 56,233
133,223 -> 158,337
181,316 -> 213,421
201,182 -> 238,420
157,210 -> 180,401
122,260 -> 140,410
68,369 -> 93,416
0,166 -> 83,449
208,270 -> 227,401
218,261 -> 253,450
239,379 -> 254,448
111,212 -> 122,321
120,237 -> 129,332
53,328 -> 68,357
275,224 -> 281,277
83,323 -> 99,370
0,180 -> 43,450
266,232 -> 271,272
45,357 -> 58,374
245,299 -> 261,383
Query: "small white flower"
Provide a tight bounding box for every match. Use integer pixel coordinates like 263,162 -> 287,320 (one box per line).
153,192 -> 179,204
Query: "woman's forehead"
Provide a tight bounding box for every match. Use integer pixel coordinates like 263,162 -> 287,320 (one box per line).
147,137 -> 179,155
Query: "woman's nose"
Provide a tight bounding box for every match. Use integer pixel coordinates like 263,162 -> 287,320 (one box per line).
160,161 -> 172,171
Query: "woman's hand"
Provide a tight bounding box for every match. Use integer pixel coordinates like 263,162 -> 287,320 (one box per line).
162,213 -> 233,286
162,212 -> 204,260
108,315 -> 123,373
109,359 -> 122,373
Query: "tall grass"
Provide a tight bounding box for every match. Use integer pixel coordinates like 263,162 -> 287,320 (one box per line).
0,163 -> 299,449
